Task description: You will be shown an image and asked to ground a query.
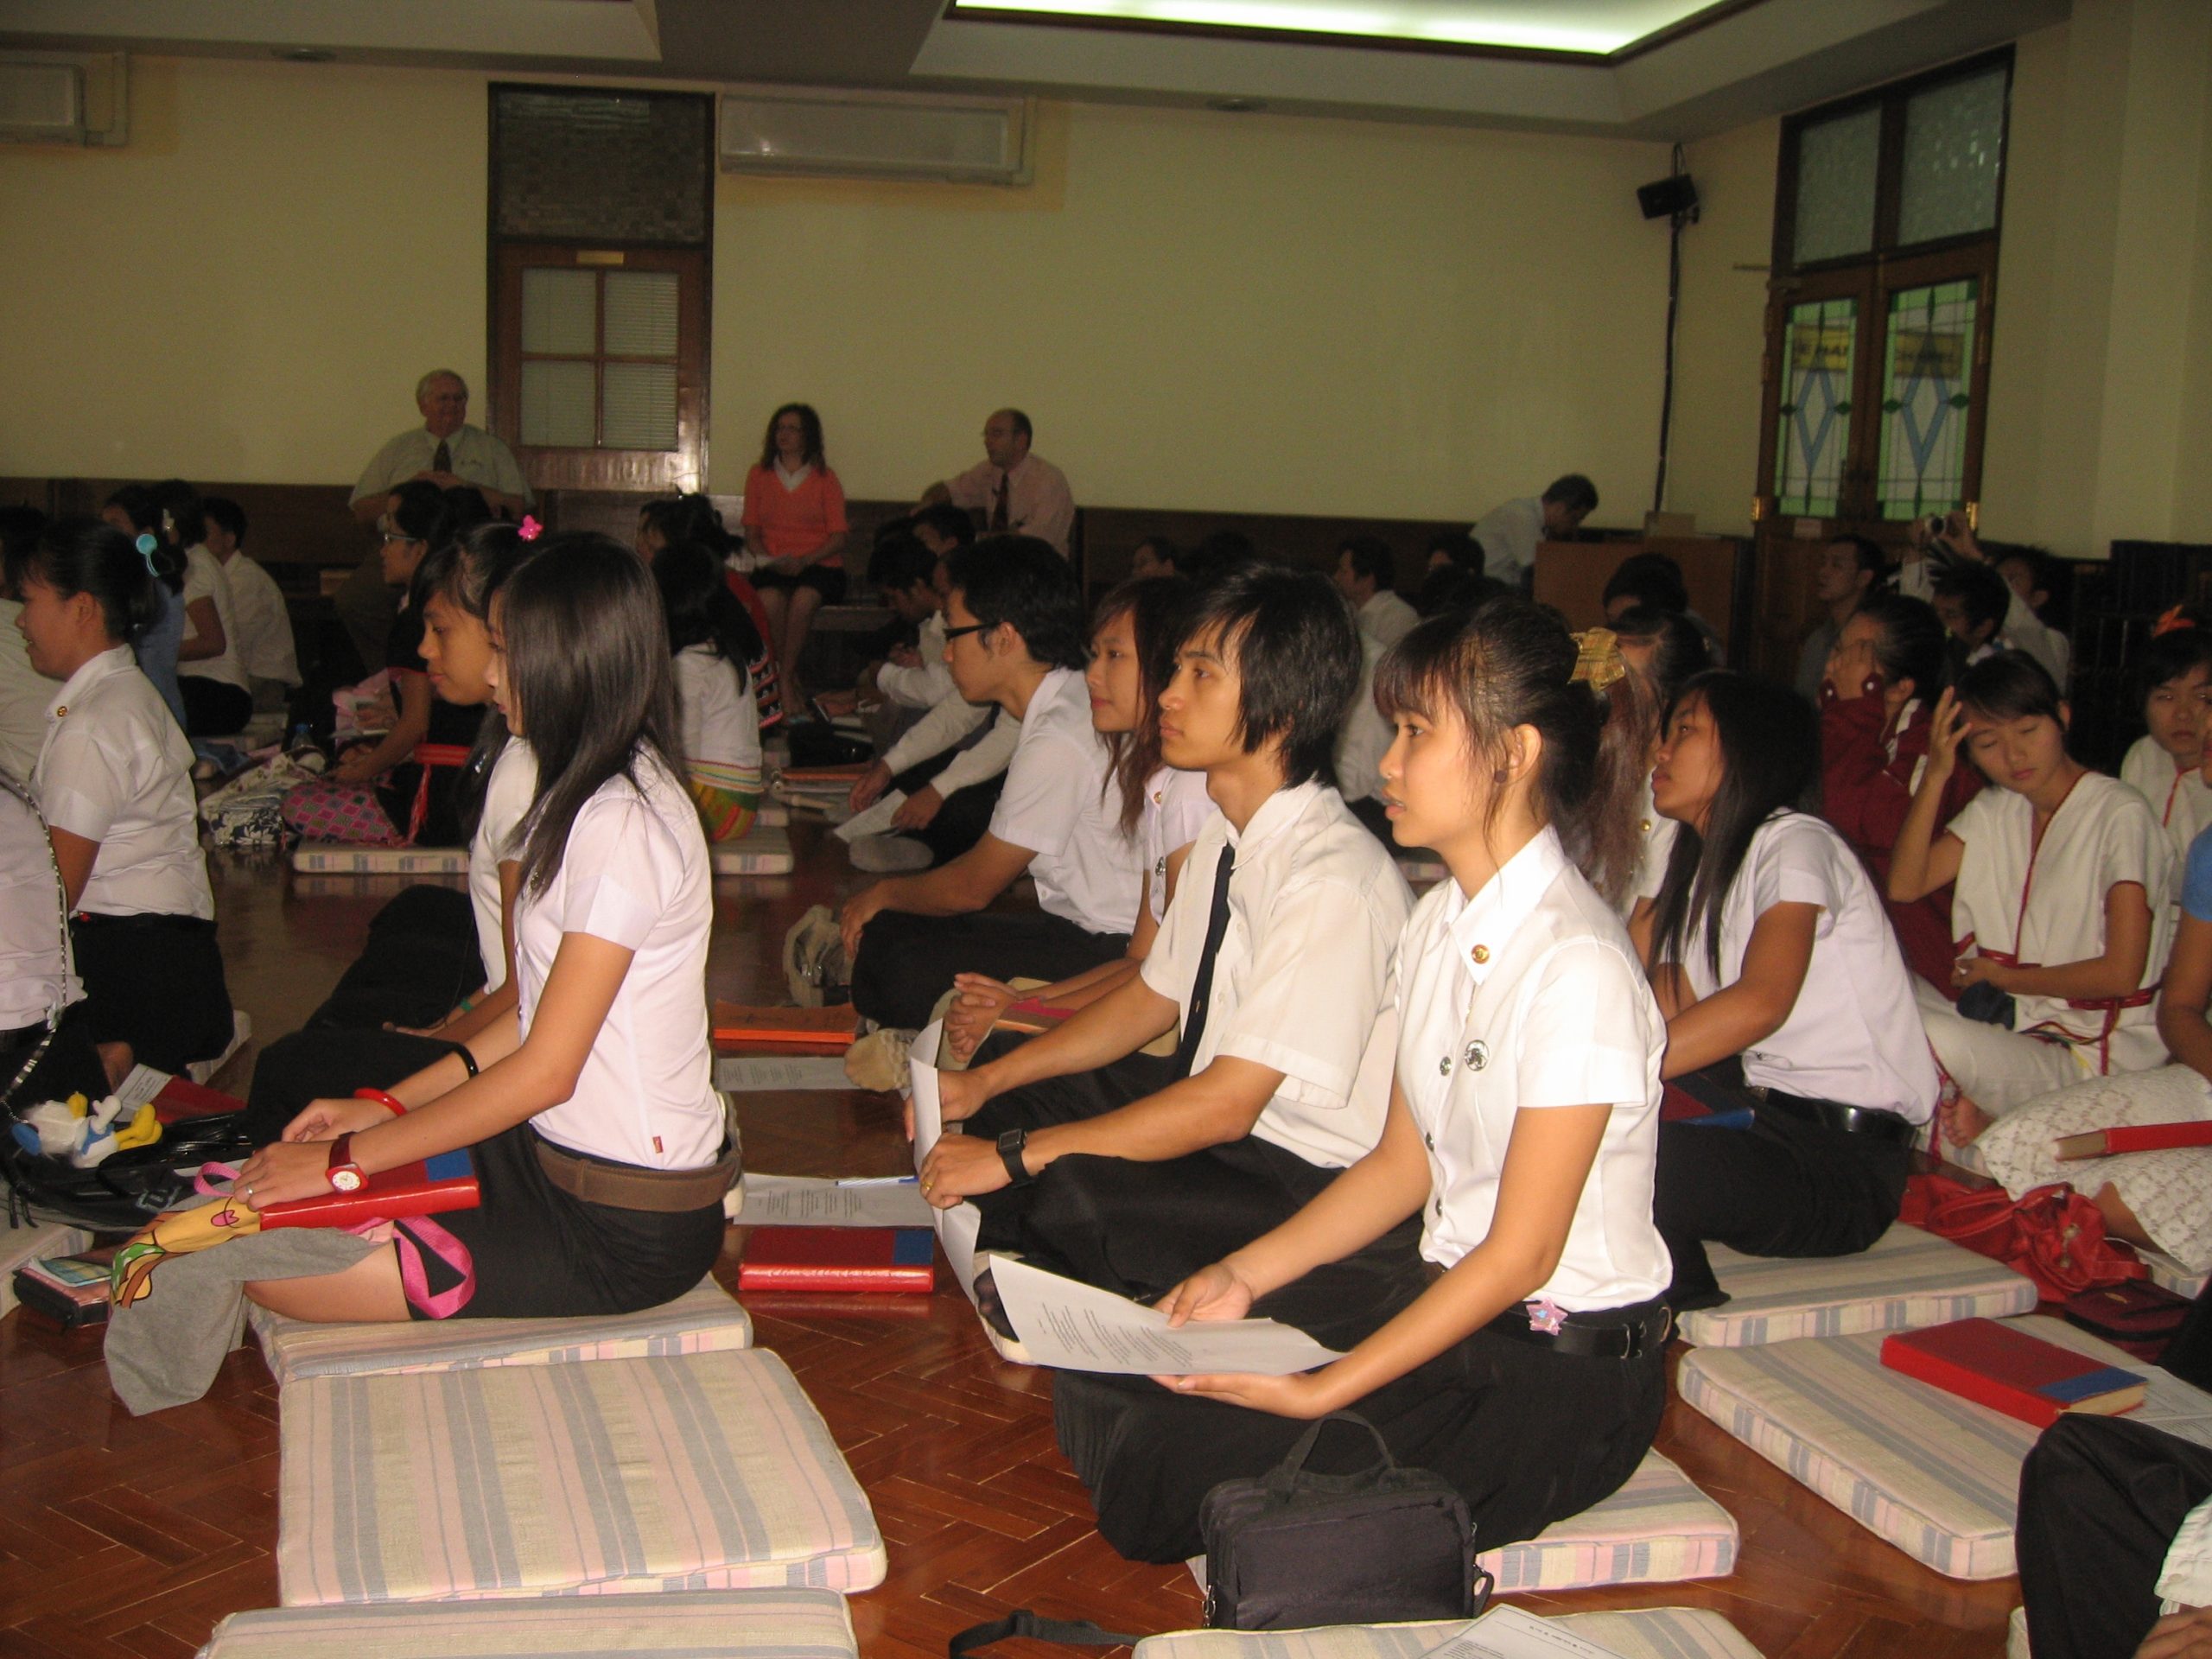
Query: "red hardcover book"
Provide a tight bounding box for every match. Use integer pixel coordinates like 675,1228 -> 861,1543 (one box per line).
997,997 -> 1076,1034
257,1147 -> 480,1230
118,1065 -> 247,1125
712,1002 -> 859,1052
2055,1122 -> 2212,1160
738,1226 -> 936,1294
1880,1319 -> 2147,1428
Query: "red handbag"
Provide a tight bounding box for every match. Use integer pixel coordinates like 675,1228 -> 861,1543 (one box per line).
1900,1172 -> 2146,1302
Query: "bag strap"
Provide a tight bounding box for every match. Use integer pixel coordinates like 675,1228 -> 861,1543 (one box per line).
1262,1410 -> 1395,1498
949,1609 -> 1140,1657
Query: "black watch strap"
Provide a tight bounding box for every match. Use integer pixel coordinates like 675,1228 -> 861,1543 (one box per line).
996,1128 -> 1033,1189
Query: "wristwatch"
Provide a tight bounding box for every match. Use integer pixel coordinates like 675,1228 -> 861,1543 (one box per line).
326,1133 -> 366,1194
996,1128 -> 1033,1189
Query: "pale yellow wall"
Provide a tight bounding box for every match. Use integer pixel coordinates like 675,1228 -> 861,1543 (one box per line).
711,102 -> 1673,521
1667,116 -> 1777,537
0,57 -> 488,485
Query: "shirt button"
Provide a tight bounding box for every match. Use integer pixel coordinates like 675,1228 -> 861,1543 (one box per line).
1471,944 -> 1490,964
1465,1040 -> 1490,1071
1424,1130 -> 1434,1150
1639,818 -> 1653,835
1438,1055 -> 1452,1076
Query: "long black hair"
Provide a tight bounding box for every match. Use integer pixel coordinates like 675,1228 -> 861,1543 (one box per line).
1091,575 -> 1192,836
1854,590 -> 1949,704
1374,597 -> 1642,895
418,521 -> 536,836
1647,670 -> 1821,979
102,485 -> 182,595
10,519 -> 164,645
500,532 -> 682,895
757,403 -> 827,471
656,539 -> 766,688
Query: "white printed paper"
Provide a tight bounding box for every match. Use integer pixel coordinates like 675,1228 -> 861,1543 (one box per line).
988,1256 -> 1344,1377
113,1065 -> 171,1110
832,790 -> 909,842
1422,1609 -> 1633,1659
714,1054 -> 853,1092
733,1173 -> 935,1228
908,1027 -> 982,1296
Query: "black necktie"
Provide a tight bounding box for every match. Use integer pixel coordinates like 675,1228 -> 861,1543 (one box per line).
1173,846 -> 1236,1075
991,472 -> 1010,531
431,438 -> 452,474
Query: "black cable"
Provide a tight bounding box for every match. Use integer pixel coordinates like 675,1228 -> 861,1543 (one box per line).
1653,141 -> 1690,517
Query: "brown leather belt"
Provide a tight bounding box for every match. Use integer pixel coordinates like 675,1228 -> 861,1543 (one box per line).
532,1103 -> 742,1213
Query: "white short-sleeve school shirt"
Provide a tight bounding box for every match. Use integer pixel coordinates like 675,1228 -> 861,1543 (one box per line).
1334,633 -> 1393,807
672,643 -> 762,775
2123,735 -> 2212,868
1398,827 -> 1670,1310
1356,589 -> 1420,652
175,544 -> 251,694
1139,766 -> 1217,926
1141,779 -> 1414,1169
988,666 -> 1141,935
33,646 -> 213,921
1623,767 -> 1679,915
1947,770 -> 2177,1073
1681,810 -> 1937,1122
221,555 -> 300,687
518,754 -> 721,1172
470,739 -> 537,994
878,613 -> 955,710
0,781 -> 79,1029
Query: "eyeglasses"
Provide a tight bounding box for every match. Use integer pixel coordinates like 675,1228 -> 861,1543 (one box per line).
942,623 -> 988,643
377,524 -> 421,545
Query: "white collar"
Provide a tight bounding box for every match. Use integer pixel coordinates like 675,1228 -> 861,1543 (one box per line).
774,460 -> 812,490
1446,825 -> 1570,987
45,645 -> 135,723
1227,779 -> 1323,856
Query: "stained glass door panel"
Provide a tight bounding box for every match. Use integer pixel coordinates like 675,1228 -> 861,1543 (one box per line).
1775,296 -> 1857,517
1876,278 -> 1979,521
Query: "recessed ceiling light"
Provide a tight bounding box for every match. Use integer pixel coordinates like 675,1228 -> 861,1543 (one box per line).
1207,96 -> 1267,111
275,47 -> 337,64
951,2 -> 1733,57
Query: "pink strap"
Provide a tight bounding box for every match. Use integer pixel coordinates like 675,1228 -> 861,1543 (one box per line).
391,1214 -> 476,1319
196,1162 -> 239,1196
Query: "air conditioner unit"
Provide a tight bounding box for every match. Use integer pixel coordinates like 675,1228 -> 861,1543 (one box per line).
719,86 -> 1030,185
0,52 -> 127,146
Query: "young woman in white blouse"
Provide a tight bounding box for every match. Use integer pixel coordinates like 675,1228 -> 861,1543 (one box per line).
653,540 -> 764,843
11,520 -> 233,1080
236,534 -> 731,1322
1891,652 -> 2174,1146
943,575 -> 1212,1062
243,524 -> 540,1137
1639,670 -> 1936,1312
1057,601 -> 1669,1566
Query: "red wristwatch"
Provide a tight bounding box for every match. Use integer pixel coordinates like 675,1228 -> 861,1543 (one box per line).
326,1133 -> 366,1194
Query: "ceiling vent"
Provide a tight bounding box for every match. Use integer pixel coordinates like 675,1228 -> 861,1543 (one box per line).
719,86 -> 1031,185
0,53 -> 127,146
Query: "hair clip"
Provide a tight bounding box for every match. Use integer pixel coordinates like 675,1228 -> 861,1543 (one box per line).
133,532 -> 160,572
1569,626 -> 1627,692
2155,605 -> 2196,637
518,515 -> 543,543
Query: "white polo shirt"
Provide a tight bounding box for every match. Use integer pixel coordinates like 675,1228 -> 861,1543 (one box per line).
519,753 -> 721,1172
471,739 -> 537,994
1138,765 -> 1217,925
33,647 -> 213,921
175,544 -> 251,694
672,643 -> 762,775
0,779 -> 79,1029
1681,810 -> 1936,1122
988,666 -> 1141,936
1398,827 -> 1669,1310
1141,779 -> 1413,1169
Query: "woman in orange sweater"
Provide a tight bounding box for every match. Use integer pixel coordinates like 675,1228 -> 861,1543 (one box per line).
741,403 -> 848,706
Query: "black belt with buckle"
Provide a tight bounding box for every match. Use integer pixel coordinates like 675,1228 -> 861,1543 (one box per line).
1749,1087 -> 1916,1144
1484,1296 -> 1674,1359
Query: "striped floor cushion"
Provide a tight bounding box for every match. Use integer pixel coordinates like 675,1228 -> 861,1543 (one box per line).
1678,1314 -> 2212,1580
277,1349 -> 886,1604
2008,1605 -> 2030,1659
712,826 -> 795,875
2141,1247 -> 2209,1300
198,1586 -> 857,1656
1678,1224 -> 2039,1347
1134,1605 -> 1759,1659
1477,1450 -> 1738,1592
290,842 -> 470,874
248,1276 -> 753,1385
0,1218 -> 93,1317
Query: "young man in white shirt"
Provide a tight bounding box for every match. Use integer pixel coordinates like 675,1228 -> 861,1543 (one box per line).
1332,535 -> 1419,651
842,536 -> 1141,1032
922,563 -> 1414,1300
200,498 -> 300,701
1471,473 -> 1598,587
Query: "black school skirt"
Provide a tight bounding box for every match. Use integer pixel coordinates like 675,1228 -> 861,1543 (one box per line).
70,911 -> 234,1073
405,1122 -> 727,1321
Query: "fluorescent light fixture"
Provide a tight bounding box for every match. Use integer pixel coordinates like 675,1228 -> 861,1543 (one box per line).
951,1 -> 1734,56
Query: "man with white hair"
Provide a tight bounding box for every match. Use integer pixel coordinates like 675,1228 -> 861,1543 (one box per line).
336,371 -> 531,669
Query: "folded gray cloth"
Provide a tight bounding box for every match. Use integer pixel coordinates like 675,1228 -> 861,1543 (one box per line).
104,1199 -> 382,1414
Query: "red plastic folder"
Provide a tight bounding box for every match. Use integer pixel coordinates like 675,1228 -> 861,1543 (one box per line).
1880,1319 -> 2145,1428
738,1226 -> 936,1294
2054,1122 -> 2212,1160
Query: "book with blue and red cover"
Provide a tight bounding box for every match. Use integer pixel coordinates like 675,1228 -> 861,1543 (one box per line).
257,1147 -> 480,1230
738,1225 -> 936,1294
1879,1319 -> 2147,1428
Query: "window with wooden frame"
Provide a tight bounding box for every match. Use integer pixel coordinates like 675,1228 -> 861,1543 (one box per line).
486,86 -> 713,493
1757,49 -> 2012,531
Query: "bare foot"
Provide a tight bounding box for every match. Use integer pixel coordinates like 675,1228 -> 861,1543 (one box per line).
1941,1091 -> 1993,1147
97,1041 -> 134,1091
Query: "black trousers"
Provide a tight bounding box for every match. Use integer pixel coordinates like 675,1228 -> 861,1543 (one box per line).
1054,1249 -> 1667,1563
850,907 -> 1127,1031
2018,1415 -> 2212,1659
70,912 -> 234,1074
1,1001 -> 110,1112
1651,1083 -> 1909,1309
888,750 -> 1005,868
244,1027 -> 460,1144
963,1049 -> 1336,1302
179,677 -> 254,737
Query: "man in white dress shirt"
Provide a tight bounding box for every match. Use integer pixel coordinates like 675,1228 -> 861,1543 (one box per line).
1471,473 -> 1599,587
922,409 -> 1076,557
1332,534 -> 1419,651
923,564 -> 1413,1301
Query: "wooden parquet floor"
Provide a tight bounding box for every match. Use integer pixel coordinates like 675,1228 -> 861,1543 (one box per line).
0,822 -> 2020,1658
